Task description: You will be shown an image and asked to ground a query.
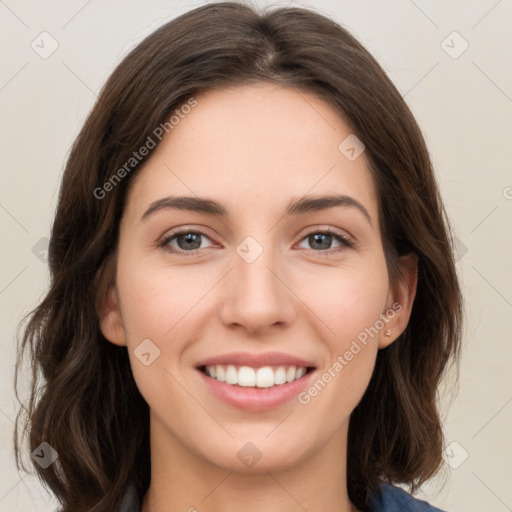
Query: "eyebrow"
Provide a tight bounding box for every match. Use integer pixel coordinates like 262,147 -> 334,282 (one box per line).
141,194 -> 372,226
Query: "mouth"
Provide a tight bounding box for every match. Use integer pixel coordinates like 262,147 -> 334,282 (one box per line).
197,364 -> 316,388
194,351 -> 318,411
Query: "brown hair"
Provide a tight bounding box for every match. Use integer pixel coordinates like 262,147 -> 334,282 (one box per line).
14,2 -> 464,511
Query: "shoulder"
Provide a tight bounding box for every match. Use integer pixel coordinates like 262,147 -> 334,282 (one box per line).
370,482 -> 448,512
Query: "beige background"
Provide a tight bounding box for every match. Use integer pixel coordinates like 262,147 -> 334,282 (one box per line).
1,1 -> 511,511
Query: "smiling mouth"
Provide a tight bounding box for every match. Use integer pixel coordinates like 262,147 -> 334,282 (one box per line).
197,364 -> 315,388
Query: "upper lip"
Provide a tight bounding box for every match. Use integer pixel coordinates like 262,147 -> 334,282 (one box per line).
195,351 -> 316,369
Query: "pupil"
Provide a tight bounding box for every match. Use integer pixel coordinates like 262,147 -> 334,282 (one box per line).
311,233 -> 331,250
178,233 -> 201,250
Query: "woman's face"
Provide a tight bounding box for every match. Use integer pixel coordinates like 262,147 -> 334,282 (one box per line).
100,83 -> 416,473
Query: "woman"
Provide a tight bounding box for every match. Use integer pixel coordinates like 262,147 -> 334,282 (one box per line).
14,2 -> 463,511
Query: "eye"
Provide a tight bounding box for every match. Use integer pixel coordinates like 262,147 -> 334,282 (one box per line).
296,228 -> 354,253
158,227 -> 354,256
158,229 -> 215,255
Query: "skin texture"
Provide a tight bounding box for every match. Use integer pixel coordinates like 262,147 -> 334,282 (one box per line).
100,83 -> 418,512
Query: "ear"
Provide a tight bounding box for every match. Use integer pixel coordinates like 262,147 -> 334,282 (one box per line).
98,285 -> 128,347
378,252 -> 418,349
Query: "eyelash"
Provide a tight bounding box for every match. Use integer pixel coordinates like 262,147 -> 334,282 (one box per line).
157,227 -> 354,256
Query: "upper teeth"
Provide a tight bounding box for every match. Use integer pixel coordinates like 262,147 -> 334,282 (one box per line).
204,364 -> 308,388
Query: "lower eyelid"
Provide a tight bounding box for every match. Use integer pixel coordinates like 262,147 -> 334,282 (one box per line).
160,229 -> 353,254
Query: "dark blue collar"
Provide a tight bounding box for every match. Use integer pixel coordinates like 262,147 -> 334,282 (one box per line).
119,481 -> 447,511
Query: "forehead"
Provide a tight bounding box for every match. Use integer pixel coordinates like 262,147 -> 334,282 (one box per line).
124,83 -> 378,225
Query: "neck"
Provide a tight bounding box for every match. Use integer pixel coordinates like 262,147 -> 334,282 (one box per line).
141,412 -> 358,512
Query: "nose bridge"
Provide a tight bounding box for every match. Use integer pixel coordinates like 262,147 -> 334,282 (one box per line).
220,232 -> 295,332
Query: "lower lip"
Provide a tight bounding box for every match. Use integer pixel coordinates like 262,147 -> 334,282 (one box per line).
196,368 -> 316,412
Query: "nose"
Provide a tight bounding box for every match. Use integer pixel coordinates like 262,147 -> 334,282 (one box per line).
219,240 -> 296,336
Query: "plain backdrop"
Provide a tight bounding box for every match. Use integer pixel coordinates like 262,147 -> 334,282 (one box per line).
1,1 -> 511,511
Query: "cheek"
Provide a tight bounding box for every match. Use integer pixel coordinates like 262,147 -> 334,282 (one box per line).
297,257 -> 389,345
118,238 -> 389,412
294,258 -> 388,410
114,250 -> 193,385
118,264 -> 200,419
117,247 -> 204,340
